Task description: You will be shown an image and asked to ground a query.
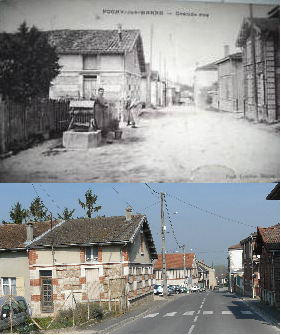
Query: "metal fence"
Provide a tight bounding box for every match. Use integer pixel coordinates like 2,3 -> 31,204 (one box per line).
0,279 -> 126,333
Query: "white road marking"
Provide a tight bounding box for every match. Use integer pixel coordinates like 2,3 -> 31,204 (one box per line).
183,311 -> 195,315
200,304 -> 203,308
241,311 -> 253,315
188,325 -> 195,334
193,316 -> 198,322
163,312 -> 177,317
203,311 -> 213,314
197,310 -> 201,314
222,311 -> 232,314
143,313 -> 159,318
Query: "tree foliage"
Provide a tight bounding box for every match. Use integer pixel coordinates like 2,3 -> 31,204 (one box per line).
0,21 -> 61,102
57,207 -> 76,221
78,189 -> 102,218
29,196 -> 50,222
2,201 -> 28,224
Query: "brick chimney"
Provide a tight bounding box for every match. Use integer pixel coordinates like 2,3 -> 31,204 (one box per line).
224,45 -> 230,57
118,24 -> 122,41
26,220 -> 34,242
125,206 -> 132,221
202,259 -> 204,263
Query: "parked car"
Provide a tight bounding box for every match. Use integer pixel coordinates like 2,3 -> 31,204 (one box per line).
174,285 -> 182,294
180,286 -> 187,293
168,285 -> 175,294
199,287 -> 206,292
154,284 -> 163,295
0,296 -> 31,331
190,286 -> 200,293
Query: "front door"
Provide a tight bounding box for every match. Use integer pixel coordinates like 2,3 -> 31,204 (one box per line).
85,269 -> 100,301
40,271 -> 53,313
83,76 -> 97,99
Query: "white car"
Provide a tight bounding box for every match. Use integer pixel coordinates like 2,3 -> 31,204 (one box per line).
190,286 -> 200,292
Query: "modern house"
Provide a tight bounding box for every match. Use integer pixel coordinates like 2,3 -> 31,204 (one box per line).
214,51 -> 243,113
154,253 -> 198,288
0,221 -> 60,307
0,207 -> 157,316
236,8 -> 280,123
227,243 -> 243,293
196,260 -> 216,290
47,28 -> 146,118
255,223 -> 280,308
240,232 -> 259,298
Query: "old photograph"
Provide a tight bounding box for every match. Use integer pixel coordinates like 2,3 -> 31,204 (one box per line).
0,0 -> 279,182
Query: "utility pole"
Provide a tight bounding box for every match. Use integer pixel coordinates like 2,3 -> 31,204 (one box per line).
183,244 -> 186,287
250,4 -> 258,121
161,191 -> 168,298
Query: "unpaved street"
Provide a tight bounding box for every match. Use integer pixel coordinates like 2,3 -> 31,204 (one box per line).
0,106 -> 279,183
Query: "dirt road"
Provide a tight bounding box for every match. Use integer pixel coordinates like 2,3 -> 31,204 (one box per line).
0,106 -> 279,183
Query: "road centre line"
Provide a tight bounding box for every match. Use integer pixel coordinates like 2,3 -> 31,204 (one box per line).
193,316 -> 198,322
188,325 -> 195,334
197,310 -> 201,314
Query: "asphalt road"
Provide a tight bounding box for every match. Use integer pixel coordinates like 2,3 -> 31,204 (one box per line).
0,105 -> 279,182
110,291 -> 279,334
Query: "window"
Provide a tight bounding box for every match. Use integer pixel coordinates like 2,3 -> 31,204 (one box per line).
40,270 -> 53,313
85,246 -> 99,262
1,278 -> 16,295
83,55 -> 97,70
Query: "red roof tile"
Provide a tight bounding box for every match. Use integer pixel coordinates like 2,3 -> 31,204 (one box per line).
154,253 -> 196,270
257,223 -> 280,250
228,243 -> 242,250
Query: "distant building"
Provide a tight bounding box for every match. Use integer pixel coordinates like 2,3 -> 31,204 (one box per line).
154,253 -> 198,287
236,8 -> 280,122
197,260 -> 216,290
227,243 -> 243,293
214,52 -> 243,113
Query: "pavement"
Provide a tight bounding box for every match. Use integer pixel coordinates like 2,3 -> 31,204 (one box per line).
235,293 -> 280,330
42,292 -> 280,333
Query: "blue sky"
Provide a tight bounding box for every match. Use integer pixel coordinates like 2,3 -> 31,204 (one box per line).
0,183 -> 279,267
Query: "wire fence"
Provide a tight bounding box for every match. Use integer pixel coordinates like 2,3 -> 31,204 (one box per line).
0,279 -> 126,333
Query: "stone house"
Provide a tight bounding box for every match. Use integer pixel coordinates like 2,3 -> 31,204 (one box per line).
240,232 -> 259,298
197,260 -> 216,290
227,243 -> 243,293
0,221 -> 59,307
236,8 -> 280,122
47,28 -> 146,117
255,223 -> 280,308
154,253 -> 198,288
214,52 -> 243,113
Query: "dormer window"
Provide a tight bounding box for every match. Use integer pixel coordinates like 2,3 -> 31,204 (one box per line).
85,246 -> 98,262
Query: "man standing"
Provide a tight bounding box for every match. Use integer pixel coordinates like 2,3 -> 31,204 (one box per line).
94,88 -> 109,136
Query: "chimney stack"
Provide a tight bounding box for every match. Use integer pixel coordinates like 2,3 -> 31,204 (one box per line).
224,45 -> 230,57
118,24 -> 122,41
125,206 -> 132,221
26,220 -> 34,242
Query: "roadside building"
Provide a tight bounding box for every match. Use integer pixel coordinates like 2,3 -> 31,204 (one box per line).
214,52 -> 243,113
227,243 -> 243,293
236,8 -> 280,122
240,232 -> 259,298
266,182 -> 280,200
154,253 -> 198,288
255,223 -> 280,308
47,28 -> 146,117
197,260 -> 216,290
0,207 -> 157,316
0,221 -> 60,307
193,62 -> 218,110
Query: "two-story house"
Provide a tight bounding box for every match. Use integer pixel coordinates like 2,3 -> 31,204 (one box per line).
197,260 -> 216,290
227,243 -> 243,293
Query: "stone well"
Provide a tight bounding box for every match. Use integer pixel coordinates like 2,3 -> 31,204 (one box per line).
62,130 -> 102,149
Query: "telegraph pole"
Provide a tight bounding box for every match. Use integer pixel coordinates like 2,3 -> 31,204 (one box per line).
183,244 -> 186,287
161,191 -> 168,298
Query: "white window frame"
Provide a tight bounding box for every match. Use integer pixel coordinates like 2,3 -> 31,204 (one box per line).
1,277 -> 17,295
85,246 -> 99,262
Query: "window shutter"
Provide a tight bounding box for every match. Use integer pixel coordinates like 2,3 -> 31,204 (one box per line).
16,277 -> 25,297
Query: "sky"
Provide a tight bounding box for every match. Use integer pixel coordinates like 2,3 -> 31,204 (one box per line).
0,183 -> 279,267
0,0 -> 277,84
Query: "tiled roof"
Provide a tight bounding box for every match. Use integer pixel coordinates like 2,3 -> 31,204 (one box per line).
236,17 -> 279,47
214,52 -> 242,65
154,253 -> 196,270
28,215 -> 158,258
228,243 -> 242,250
240,232 -> 257,245
257,223 -> 280,250
0,221 -> 60,249
266,183 -> 280,200
196,62 -> 217,71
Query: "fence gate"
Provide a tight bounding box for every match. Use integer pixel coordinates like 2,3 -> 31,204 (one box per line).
86,268 -> 100,301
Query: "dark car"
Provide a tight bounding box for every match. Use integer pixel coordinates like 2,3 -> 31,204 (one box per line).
168,285 -> 175,294
174,285 -> 182,294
